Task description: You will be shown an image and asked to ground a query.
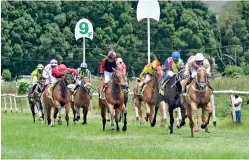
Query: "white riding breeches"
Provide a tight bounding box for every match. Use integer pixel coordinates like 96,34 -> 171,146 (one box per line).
190,68 -> 197,78
104,71 -> 113,83
144,74 -> 151,84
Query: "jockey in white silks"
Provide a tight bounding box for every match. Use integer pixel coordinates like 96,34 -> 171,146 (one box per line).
42,59 -> 58,85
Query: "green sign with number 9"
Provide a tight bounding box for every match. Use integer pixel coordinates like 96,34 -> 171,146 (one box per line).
79,22 -> 89,35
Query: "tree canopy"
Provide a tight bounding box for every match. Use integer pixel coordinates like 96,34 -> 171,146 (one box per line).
1,1 -> 249,78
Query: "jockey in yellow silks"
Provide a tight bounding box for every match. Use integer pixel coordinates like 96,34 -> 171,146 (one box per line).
31,64 -> 44,95
137,60 -> 160,95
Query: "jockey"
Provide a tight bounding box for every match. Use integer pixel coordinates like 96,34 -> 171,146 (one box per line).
116,58 -> 127,76
30,64 -> 44,95
182,52 -> 212,94
51,64 -> 79,88
75,62 -> 91,90
137,60 -> 160,95
42,59 -> 58,85
162,51 -> 185,82
116,57 -> 128,87
99,49 -> 117,99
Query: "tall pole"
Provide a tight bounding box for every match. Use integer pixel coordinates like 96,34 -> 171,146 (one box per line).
83,37 -> 85,63
147,18 -> 150,64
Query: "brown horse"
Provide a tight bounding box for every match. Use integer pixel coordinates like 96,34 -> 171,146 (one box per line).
71,77 -> 91,124
181,67 -> 213,137
133,68 -> 165,127
43,73 -> 73,127
99,68 -> 127,131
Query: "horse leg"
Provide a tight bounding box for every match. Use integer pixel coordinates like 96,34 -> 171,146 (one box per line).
194,111 -> 199,132
186,106 -> 194,137
190,102 -> 198,137
151,105 -> 159,127
46,104 -> 52,126
145,103 -> 150,122
82,106 -> 88,125
168,108 -> 174,134
115,108 -> 120,131
30,100 -> 36,122
201,102 -> 213,129
65,103 -> 70,126
202,107 -> 210,133
159,103 -> 165,128
36,101 -> 43,121
178,105 -> 186,128
122,107 -> 127,132
74,105 -> 80,121
100,103 -> 106,130
108,103 -> 115,130
149,105 -> 155,126
53,107 -> 59,126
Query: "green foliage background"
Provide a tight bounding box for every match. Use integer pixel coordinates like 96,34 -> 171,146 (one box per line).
1,1 -> 249,77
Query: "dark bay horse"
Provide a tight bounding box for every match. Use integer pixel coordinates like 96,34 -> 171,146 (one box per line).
43,73 -> 73,127
28,79 -> 46,122
152,70 -> 187,134
71,77 -> 91,124
99,68 -> 127,131
181,67 -> 212,137
133,68 -> 165,127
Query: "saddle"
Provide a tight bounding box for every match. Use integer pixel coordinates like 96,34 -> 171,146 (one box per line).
41,81 -> 59,103
159,79 -> 170,96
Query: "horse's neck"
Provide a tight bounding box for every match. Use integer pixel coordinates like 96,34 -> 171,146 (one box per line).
111,80 -> 120,89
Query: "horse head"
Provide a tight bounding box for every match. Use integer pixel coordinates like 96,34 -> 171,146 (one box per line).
112,67 -> 126,90
196,67 -> 207,89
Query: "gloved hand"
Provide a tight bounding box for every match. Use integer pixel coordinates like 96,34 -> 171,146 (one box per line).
100,73 -> 104,80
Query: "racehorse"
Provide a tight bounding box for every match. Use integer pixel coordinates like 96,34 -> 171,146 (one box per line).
99,68 -> 127,131
71,77 -> 91,124
133,68 -> 165,127
152,69 -> 187,134
43,73 -> 74,127
181,67 -> 213,137
28,79 -> 46,122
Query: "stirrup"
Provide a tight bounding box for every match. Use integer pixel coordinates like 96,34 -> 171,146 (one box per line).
159,88 -> 164,95
100,90 -> 106,99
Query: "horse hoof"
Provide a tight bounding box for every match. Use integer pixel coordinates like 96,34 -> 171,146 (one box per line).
82,122 -> 87,125
170,130 -> 173,134
160,125 -> 165,128
140,122 -> 144,125
58,120 -> 62,125
122,126 -> 127,132
39,118 -> 44,121
107,119 -> 110,122
194,128 -> 200,132
151,122 -> 156,127
116,127 -> 120,131
201,124 -> 206,129
136,117 -> 139,121
110,127 -> 115,130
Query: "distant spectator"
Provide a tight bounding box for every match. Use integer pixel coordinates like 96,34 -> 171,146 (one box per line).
234,95 -> 242,123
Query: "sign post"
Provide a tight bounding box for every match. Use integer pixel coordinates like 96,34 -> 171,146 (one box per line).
75,18 -> 94,63
137,0 -> 160,64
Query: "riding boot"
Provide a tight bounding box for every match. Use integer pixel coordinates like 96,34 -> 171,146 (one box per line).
100,83 -> 107,99
74,84 -> 80,91
138,82 -> 145,95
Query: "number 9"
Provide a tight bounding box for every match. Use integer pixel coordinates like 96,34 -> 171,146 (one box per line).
79,22 -> 89,34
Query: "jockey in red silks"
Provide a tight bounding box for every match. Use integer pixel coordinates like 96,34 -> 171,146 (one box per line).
99,49 -> 117,99
50,64 -> 79,87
